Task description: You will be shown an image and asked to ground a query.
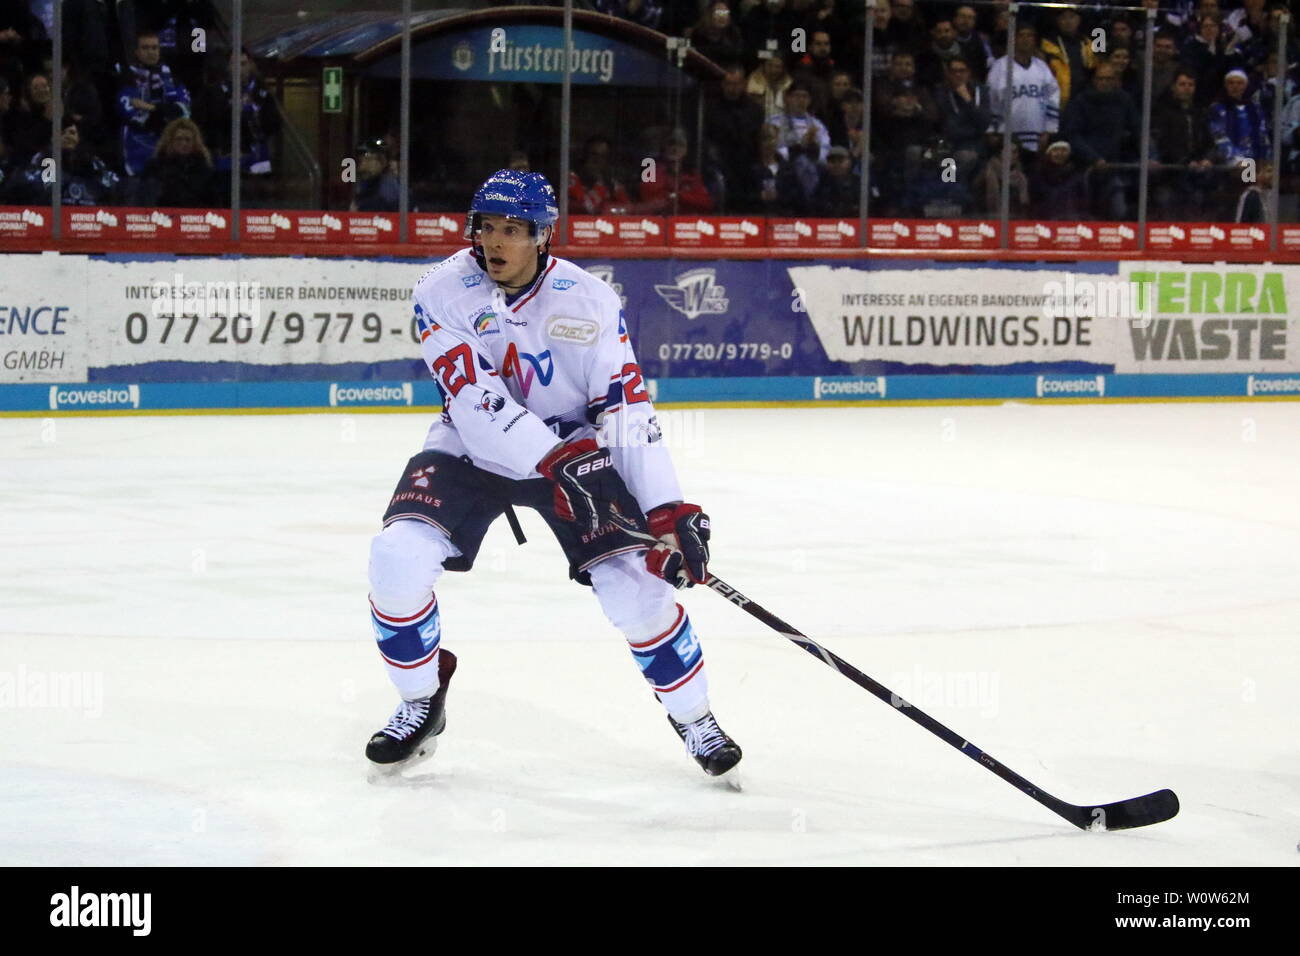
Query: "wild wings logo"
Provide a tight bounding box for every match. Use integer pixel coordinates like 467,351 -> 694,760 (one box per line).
654,268 -> 728,319
587,265 -> 627,308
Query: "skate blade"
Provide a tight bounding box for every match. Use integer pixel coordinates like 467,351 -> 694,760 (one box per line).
718,768 -> 744,792
366,737 -> 440,786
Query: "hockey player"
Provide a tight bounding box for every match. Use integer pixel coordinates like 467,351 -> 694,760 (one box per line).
363,169 -> 742,780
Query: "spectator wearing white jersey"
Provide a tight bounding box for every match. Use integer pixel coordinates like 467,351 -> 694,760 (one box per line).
987,23 -> 1059,158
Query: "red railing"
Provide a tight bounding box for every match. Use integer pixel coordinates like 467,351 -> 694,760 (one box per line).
0,207 -> 1295,262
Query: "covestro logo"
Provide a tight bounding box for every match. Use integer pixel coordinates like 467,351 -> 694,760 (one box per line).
48,385 -> 140,410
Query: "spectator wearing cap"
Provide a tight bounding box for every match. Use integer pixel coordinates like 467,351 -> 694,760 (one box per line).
915,18 -> 963,91
635,128 -> 714,215
767,79 -> 830,199
688,2 -> 745,67
569,134 -> 631,215
791,30 -> 836,121
934,57 -> 991,184
139,117 -> 221,207
351,138 -> 403,212
1208,68 -> 1269,164
1060,61 -> 1141,219
1150,69 -> 1216,219
2,118 -> 120,206
812,144 -> 860,216
747,52 -> 792,119
1029,139 -> 1089,220
1039,7 -> 1096,109
118,30 -> 192,180
703,64 -> 765,212
952,5 -> 992,83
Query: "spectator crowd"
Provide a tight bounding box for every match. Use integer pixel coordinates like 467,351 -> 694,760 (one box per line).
0,0 -> 278,208
581,0 -> 1300,222
0,0 -> 1296,223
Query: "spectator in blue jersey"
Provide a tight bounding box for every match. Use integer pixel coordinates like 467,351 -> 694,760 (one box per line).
592,0 -> 663,32
139,117 -> 220,207
1060,61 -> 1140,219
118,30 -> 192,183
2,119 -> 120,205
193,52 -> 279,179
1208,68 -> 1269,164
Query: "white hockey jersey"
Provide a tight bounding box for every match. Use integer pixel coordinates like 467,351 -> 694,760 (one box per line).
412,248 -> 682,512
986,55 -> 1060,151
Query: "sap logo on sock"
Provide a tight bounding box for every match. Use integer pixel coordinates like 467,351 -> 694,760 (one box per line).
1247,374 -> 1300,396
673,627 -> 701,666
50,886 -> 151,936
812,376 -> 886,400
1036,375 -> 1104,398
654,269 -> 728,320
48,385 -> 140,410
328,383 -> 413,406
551,278 -> 577,291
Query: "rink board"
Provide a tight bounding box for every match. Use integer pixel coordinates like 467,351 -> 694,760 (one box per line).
2,253 -> 1299,411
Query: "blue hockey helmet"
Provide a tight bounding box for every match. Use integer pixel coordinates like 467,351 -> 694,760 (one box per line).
464,169 -> 558,241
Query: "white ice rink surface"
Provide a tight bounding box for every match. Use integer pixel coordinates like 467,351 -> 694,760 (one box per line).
1,402 -> 1297,866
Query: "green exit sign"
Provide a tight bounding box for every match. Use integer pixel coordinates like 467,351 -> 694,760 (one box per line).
323,67 -> 343,113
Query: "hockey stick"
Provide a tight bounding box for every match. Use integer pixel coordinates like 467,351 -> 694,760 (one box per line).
696,573 -> 1179,831
610,513 -> 1177,830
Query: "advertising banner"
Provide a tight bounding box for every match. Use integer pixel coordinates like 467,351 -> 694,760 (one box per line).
0,253 -> 89,383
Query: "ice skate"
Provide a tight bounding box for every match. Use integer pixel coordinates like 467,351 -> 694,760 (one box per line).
668,710 -> 743,782
366,650 -> 457,783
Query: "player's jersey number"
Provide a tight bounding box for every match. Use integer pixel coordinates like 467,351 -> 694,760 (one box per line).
432,343 -> 477,397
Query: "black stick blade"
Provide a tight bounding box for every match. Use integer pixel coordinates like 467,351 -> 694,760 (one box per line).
1075,789 -> 1180,831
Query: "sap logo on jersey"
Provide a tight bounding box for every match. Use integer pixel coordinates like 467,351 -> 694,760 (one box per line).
48,385 -> 139,410
461,274 -> 484,288
551,278 -> 577,291
654,268 -> 728,320
329,383 -> 414,406
547,315 -> 599,346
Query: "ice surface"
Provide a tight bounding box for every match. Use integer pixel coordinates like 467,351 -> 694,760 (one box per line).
1,403 -> 1297,865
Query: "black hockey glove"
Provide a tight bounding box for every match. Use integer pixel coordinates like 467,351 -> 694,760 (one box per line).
645,503 -> 711,588
537,439 -> 643,536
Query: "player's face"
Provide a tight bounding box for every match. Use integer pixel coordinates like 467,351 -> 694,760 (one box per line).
477,214 -> 545,287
